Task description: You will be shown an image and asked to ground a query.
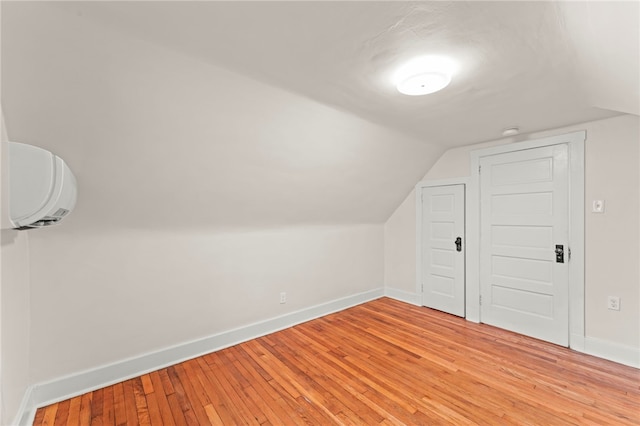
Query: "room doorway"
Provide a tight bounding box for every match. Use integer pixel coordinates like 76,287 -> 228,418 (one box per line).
479,144 -> 569,345
468,131 -> 585,350
417,181 -> 467,317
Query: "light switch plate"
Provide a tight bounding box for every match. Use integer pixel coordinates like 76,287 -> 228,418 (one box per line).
592,200 -> 605,213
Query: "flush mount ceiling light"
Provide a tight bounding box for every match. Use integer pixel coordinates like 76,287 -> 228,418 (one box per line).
393,55 -> 457,96
397,72 -> 451,96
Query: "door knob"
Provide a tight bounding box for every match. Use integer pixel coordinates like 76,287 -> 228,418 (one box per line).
455,237 -> 462,252
555,244 -> 564,263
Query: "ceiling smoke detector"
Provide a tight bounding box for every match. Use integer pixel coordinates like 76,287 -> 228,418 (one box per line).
393,55 -> 457,96
502,127 -> 520,137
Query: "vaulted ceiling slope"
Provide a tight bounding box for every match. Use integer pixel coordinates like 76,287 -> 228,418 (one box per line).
2,2 -> 638,230
1,2 -> 443,229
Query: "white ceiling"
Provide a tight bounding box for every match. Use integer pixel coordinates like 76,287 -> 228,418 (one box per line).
51,0 -> 638,147
2,1 -> 638,230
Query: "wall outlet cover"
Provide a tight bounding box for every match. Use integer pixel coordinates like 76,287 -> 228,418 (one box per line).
607,296 -> 620,311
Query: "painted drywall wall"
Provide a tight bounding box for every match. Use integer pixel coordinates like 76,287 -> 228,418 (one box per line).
384,139 -> 504,294
1,113 -> 32,425
0,113 -> 4,424
1,2 -> 442,231
27,224 -> 383,383
384,114 -> 640,350
582,116 -> 639,347
1,3 -> 419,387
0,230 -> 30,426
559,1 -> 640,116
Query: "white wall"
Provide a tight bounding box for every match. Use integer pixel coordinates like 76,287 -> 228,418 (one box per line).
385,114 -> 640,351
1,112 -> 32,425
582,116 -> 639,346
384,139 -> 504,294
28,224 -> 382,383
1,2 -> 437,391
0,230 -> 30,426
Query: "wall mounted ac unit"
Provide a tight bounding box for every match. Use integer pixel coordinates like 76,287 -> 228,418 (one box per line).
8,142 -> 77,229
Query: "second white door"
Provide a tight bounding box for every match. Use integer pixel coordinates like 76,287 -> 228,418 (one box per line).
479,144 -> 569,346
421,185 -> 465,317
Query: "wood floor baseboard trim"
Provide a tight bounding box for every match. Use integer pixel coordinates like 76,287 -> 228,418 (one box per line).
17,287 -> 385,426
11,385 -> 34,426
384,287 -> 421,306
581,335 -> 640,368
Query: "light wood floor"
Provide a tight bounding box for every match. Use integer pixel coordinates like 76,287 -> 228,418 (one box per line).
34,297 -> 639,425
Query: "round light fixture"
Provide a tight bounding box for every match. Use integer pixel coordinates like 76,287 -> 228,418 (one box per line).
396,71 -> 451,96
393,55 -> 457,96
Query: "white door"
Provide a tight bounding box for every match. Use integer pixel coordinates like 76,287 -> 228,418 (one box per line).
480,144 -> 569,346
421,185 -> 465,317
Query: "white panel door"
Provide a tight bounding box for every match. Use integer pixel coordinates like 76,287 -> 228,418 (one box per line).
421,185 -> 465,317
480,144 -> 569,346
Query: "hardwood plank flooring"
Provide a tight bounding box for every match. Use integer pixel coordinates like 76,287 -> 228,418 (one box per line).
33,298 -> 640,425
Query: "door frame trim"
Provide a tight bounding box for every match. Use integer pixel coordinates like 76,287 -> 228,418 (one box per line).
468,131 -> 586,350
415,178 -> 469,307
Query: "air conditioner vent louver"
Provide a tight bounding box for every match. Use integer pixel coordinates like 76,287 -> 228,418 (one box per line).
52,208 -> 69,218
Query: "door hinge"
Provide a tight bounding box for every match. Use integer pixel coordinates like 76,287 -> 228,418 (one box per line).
421,283 -> 424,292
479,295 -> 482,305
478,165 -> 481,174
568,247 -> 571,261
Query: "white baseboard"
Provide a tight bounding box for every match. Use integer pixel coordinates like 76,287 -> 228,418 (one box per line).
569,332 -> 585,352
16,288 -> 385,426
11,386 -> 34,426
577,335 -> 640,368
384,287 -> 421,306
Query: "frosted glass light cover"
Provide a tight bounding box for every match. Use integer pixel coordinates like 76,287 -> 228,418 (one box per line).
393,55 -> 457,96
396,72 -> 451,96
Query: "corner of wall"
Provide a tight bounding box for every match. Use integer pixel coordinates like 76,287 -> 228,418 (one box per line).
1,111 -> 33,426
18,288 -> 385,420
383,115 -> 640,367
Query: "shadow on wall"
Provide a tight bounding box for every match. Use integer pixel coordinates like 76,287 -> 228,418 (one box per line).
1,229 -> 21,246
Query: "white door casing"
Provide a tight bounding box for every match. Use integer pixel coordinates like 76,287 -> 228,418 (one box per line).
468,131 -> 585,350
416,181 -> 466,317
480,144 -> 569,346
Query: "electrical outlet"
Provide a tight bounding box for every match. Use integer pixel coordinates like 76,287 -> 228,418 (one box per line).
607,296 -> 620,311
280,292 -> 287,304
